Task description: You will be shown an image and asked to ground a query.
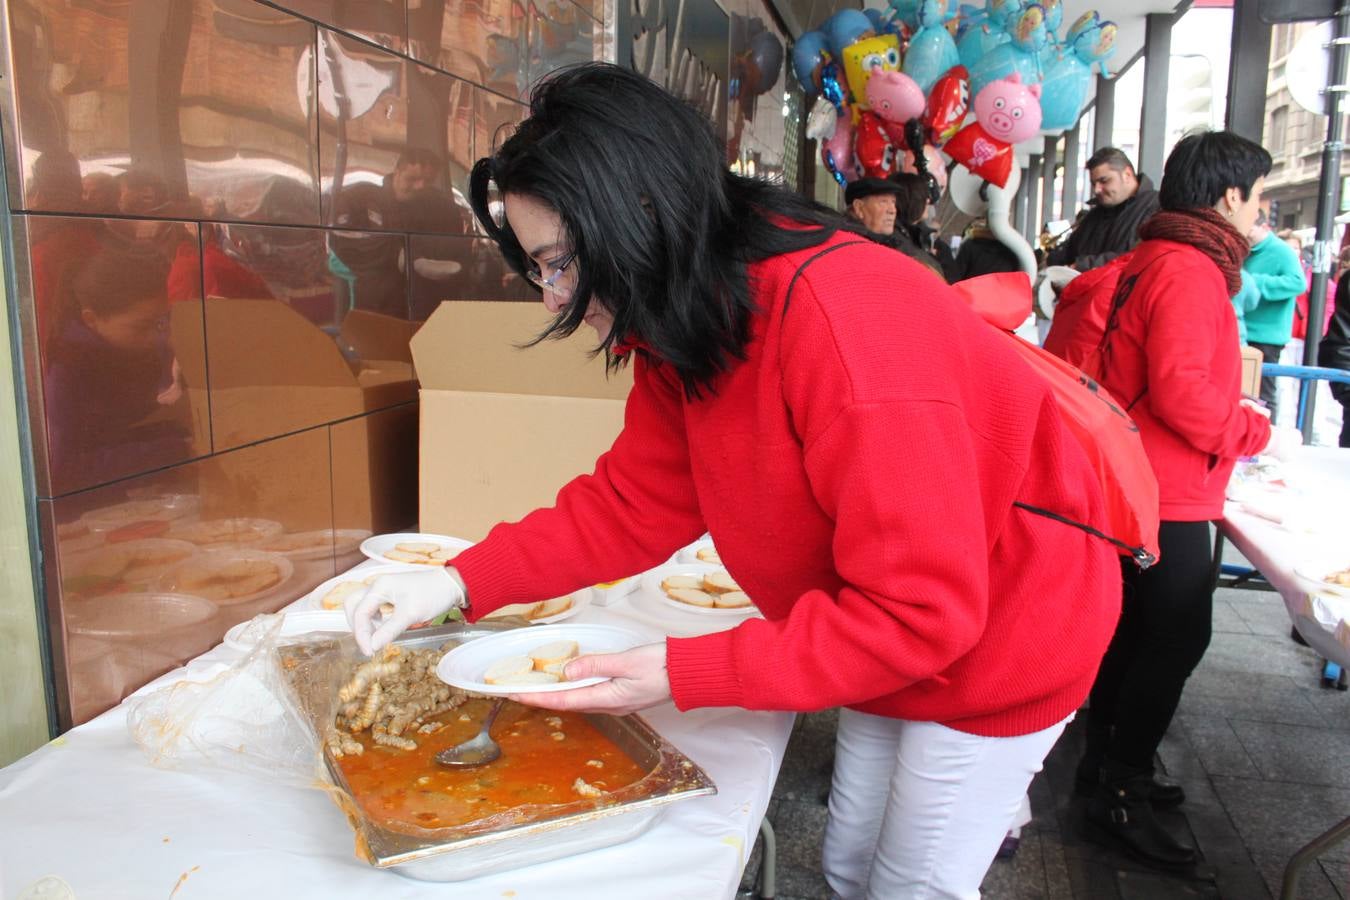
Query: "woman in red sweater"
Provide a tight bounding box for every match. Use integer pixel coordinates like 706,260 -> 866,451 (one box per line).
1078,131 -> 1289,870
348,64 -> 1121,897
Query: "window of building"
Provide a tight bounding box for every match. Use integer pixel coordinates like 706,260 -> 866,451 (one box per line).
1269,106 -> 1288,156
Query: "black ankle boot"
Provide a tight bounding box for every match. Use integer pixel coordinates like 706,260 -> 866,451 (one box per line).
1075,764 -> 1186,808
1087,764 -> 1197,870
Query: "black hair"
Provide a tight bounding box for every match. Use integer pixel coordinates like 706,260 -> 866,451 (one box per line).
72,251 -> 169,318
1086,146 -> 1135,174
468,62 -> 843,396
1158,131 -> 1272,212
887,172 -> 930,225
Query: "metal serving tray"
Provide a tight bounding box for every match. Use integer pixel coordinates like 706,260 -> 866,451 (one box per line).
277,621 -> 717,882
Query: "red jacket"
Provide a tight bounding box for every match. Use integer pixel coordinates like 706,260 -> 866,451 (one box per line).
1096,239 -> 1271,520
453,233 -> 1120,737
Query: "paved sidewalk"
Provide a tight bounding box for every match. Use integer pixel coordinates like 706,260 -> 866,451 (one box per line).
737,583 -> 1350,899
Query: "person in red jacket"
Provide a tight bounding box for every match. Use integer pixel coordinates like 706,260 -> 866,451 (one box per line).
1077,131 -> 1293,870
347,64 -> 1121,898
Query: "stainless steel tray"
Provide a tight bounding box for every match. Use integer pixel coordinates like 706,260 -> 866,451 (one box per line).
277,621 -> 717,882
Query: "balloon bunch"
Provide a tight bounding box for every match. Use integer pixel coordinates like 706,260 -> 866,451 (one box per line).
793,0 -> 1116,190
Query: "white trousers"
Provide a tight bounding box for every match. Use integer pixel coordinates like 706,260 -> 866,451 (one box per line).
821,709 -> 1071,900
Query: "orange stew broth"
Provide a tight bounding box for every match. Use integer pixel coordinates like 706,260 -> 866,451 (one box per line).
336,698 -> 647,831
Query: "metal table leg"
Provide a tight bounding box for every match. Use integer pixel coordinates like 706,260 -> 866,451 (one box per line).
756,816 -> 777,899
1281,815 -> 1350,900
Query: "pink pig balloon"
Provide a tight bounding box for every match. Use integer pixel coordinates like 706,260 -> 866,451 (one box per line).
865,66 -> 927,135
972,73 -> 1042,145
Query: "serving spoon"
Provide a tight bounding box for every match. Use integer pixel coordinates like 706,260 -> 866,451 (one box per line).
435,698 -> 505,767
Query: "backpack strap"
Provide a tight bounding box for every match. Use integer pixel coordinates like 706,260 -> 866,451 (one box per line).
1094,250 -> 1180,410
1013,501 -> 1157,568
782,240 -> 871,315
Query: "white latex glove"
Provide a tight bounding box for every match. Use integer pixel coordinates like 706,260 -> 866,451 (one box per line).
345,567 -> 466,655
1262,424 -> 1303,462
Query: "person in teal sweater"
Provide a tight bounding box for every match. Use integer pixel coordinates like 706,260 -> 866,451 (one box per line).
1231,269 -> 1260,345
1243,213 -> 1307,413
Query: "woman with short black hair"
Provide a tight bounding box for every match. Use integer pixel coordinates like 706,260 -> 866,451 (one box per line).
1077,130 -> 1292,869
349,63 -> 1122,898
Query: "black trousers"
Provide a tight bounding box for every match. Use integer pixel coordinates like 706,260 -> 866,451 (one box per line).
1086,520 -> 1214,772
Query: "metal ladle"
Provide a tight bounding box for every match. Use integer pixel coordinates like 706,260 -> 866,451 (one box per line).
435,698 -> 505,767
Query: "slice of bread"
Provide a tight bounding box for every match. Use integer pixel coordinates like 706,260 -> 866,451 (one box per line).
490,670 -> 561,686
660,574 -> 705,592
539,659 -> 570,676
714,590 -> 753,609
483,655 -> 534,684
429,547 -> 456,561
383,549 -> 427,563
483,601 -> 539,621
695,546 -> 721,564
531,595 -> 574,620
529,639 -> 580,669
394,542 -> 440,554
667,587 -> 715,607
702,570 -> 741,594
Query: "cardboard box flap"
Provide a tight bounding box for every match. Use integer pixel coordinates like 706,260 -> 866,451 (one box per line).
410,301 -> 632,399
204,298 -> 356,388
341,309 -> 419,364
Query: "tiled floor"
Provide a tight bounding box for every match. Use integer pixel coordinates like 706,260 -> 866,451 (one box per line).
736,581 -> 1350,899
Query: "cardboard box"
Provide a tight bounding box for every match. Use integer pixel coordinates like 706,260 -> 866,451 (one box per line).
410,302 -> 633,541
171,299 -> 418,449
1240,345 -> 1263,399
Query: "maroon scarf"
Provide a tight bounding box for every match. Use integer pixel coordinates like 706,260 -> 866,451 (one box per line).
1138,207 -> 1249,295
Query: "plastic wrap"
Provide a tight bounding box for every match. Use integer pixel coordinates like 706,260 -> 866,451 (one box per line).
126,613 -> 357,789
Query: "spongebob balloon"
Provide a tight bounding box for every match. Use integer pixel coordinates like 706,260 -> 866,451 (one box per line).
842,33 -> 902,110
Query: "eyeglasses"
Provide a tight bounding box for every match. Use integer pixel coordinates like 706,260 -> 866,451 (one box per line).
524,251 -> 576,294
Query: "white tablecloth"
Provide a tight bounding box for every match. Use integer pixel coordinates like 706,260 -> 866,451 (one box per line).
1220,446 -> 1350,668
0,559 -> 795,899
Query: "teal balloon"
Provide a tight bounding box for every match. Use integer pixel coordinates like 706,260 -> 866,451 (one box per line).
958,22 -> 1009,71
887,0 -> 921,31
968,4 -> 1049,96
824,9 -> 874,60
903,0 -> 960,94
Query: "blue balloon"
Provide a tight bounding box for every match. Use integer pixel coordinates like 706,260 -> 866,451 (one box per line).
886,0 -> 921,31
791,31 -> 829,97
957,21 -> 1009,72
902,0 -> 961,95
1038,15 -> 1116,132
824,9 -> 874,60
968,4 -> 1049,97
863,7 -> 902,36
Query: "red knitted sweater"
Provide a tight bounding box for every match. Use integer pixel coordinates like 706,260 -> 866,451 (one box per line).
453,233 -> 1121,737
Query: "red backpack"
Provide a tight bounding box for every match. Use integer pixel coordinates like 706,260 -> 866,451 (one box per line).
1042,254 -> 1134,368
952,271 -> 1160,567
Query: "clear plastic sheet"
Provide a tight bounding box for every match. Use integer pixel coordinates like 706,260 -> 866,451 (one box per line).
125,613 -> 356,790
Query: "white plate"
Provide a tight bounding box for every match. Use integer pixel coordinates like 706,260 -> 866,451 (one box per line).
1295,554 -> 1350,598
79,494 -> 200,532
481,588 -> 593,625
437,623 -> 648,695
256,528 -> 373,561
359,532 -> 473,567
292,563 -> 409,611
153,549 -> 295,607
169,517 -> 285,549
639,562 -> 758,617
223,610 -> 350,653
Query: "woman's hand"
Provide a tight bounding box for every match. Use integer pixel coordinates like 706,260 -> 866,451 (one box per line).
509,642 -> 671,716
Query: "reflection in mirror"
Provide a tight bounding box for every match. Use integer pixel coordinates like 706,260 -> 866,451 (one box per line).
32,220 -> 207,495
8,0 -> 319,224
408,0 -> 528,98
528,0 -> 597,83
